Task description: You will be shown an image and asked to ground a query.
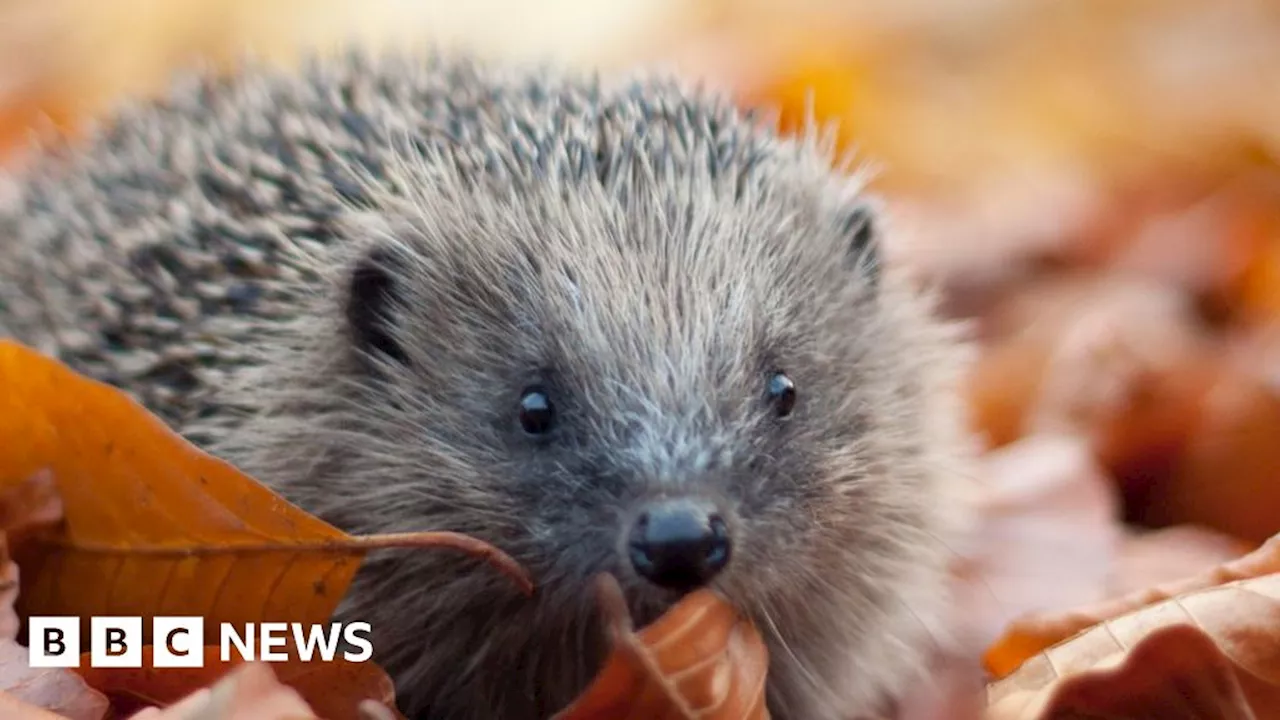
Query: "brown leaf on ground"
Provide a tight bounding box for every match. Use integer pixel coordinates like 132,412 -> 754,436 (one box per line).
985,533 -> 1280,679
122,661 -> 317,720
985,623 -> 1271,720
76,646 -> 402,720
552,574 -> 769,720
0,340 -> 530,646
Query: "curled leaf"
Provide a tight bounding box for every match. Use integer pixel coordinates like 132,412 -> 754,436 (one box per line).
986,623 -> 1269,720
986,533 -> 1280,677
553,574 -> 769,720
0,340 -> 530,645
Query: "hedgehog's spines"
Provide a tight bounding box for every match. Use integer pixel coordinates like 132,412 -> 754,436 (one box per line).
0,50 -> 974,720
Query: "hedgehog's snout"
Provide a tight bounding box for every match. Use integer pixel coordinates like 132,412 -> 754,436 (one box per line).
625,497 -> 732,593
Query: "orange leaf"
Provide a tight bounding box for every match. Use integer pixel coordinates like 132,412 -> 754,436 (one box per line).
0,339 -> 530,642
553,575 -> 769,720
75,646 -> 401,720
985,533 -> 1280,678
985,623 -> 1270,720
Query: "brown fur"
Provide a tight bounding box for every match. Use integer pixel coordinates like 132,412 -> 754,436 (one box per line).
0,51 -> 978,719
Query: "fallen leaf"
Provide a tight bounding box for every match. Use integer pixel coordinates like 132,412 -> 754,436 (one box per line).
122,661 -> 317,720
76,646 -> 402,720
985,533 -> 1280,678
0,340 -> 530,645
985,623 -> 1269,720
552,574 -> 769,720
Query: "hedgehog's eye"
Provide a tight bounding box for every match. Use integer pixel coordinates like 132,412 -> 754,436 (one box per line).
766,372 -> 796,418
518,386 -> 556,435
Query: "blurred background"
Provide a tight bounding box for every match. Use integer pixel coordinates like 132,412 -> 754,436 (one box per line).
1,0 -> 1278,566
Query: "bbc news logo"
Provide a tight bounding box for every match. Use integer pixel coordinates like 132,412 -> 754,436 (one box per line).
27,617 -> 373,668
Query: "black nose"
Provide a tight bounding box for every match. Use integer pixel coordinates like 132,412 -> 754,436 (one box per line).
627,499 -> 731,592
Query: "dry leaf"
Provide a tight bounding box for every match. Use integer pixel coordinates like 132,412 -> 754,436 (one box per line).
553,574 -> 769,720
985,533 -> 1280,678
985,623 -> 1269,720
76,646 -> 402,720
0,340 -> 530,644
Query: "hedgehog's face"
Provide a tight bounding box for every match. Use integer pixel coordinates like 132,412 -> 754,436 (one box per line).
322,180 -> 955,706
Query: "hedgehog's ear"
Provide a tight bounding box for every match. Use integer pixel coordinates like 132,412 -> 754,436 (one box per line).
838,200 -> 880,289
346,244 -> 410,367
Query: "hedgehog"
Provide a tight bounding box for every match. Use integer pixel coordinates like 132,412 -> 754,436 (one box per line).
0,52 -> 978,719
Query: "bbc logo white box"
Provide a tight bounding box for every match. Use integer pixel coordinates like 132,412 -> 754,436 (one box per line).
90,617 -> 143,668
153,617 -> 204,668
27,616 -> 81,668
